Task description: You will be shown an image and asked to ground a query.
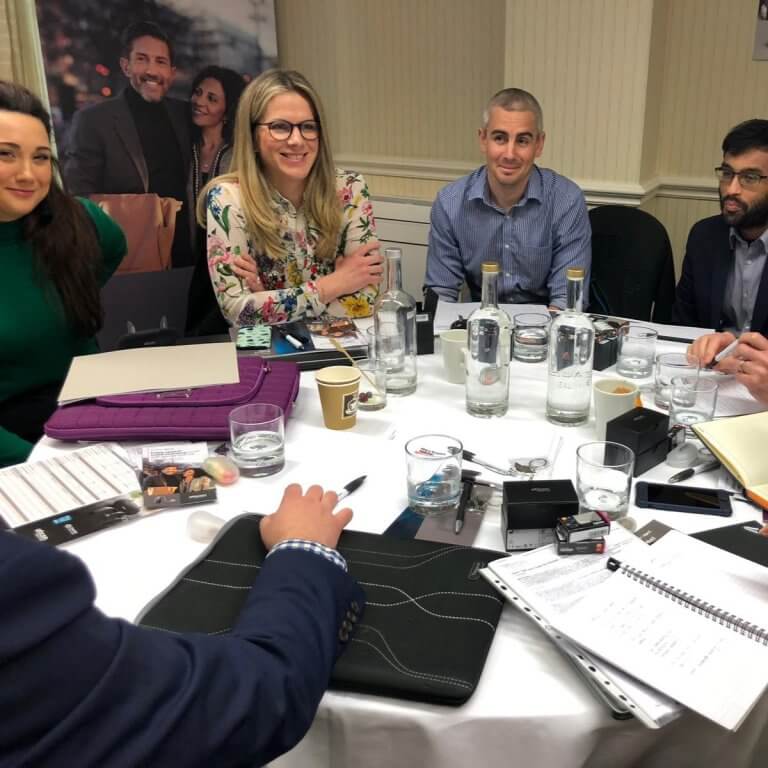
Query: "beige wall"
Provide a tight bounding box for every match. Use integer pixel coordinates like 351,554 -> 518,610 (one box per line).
1,1 -> 766,274
276,0 -> 768,275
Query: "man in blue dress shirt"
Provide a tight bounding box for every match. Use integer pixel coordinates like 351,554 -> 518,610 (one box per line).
425,88 -> 591,309
0,483 -> 364,767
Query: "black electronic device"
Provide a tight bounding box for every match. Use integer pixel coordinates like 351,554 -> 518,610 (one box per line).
634,481 -> 733,517
415,299 -> 435,355
605,407 -> 670,476
501,479 -> 579,551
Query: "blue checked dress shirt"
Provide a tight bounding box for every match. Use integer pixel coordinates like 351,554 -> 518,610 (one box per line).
425,166 -> 591,309
269,538 -> 348,571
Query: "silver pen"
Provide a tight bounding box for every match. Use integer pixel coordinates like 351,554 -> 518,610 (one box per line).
668,459 -> 721,484
336,475 -> 367,502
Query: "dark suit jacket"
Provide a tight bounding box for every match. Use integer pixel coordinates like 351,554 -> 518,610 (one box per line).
672,214 -> 768,336
63,90 -> 191,197
0,531 -> 364,767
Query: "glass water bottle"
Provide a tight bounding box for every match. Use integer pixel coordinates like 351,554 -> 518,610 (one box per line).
465,262 -> 511,417
373,248 -> 418,395
546,267 -> 594,425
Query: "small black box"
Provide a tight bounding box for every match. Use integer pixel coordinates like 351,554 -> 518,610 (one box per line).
605,407 -> 670,476
555,529 -> 606,555
501,479 -> 579,551
415,303 -> 434,355
556,511 -> 610,542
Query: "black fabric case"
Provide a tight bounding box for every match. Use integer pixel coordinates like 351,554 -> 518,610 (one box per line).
137,514 -> 506,706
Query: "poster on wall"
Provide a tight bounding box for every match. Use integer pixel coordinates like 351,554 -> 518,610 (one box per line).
754,0 -> 768,60
34,0 -> 277,273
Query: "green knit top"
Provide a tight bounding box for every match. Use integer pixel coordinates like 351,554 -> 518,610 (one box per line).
0,198 -> 126,466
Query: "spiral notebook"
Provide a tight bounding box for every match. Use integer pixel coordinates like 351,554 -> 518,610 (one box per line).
481,526 -> 683,729
554,529 -> 768,731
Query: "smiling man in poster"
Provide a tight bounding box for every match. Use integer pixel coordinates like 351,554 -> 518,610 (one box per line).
62,20 -> 193,265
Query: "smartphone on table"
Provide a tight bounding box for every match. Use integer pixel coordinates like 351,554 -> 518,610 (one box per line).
634,481 -> 733,517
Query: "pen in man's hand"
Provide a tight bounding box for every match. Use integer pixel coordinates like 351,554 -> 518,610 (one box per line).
708,338 -> 739,368
667,459 -> 721,484
454,480 -> 473,534
708,322 -> 751,369
336,475 -> 367,502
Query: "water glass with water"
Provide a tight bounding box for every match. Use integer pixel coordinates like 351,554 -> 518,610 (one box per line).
654,352 -> 700,409
576,441 -> 635,521
669,377 -> 718,432
405,434 -> 462,514
229,403 -> 285,477
616,325 -> 658,378
513,312 -> 550,363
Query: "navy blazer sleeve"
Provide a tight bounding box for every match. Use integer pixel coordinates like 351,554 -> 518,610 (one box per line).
671,215 -> 732,330
0,531 -> 364,768
671,223 -> 701,327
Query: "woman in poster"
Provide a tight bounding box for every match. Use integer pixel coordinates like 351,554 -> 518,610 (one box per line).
198,69 -> 384,326
186,65 -> 246,334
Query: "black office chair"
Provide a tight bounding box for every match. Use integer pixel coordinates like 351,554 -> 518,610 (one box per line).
588,205 -> 676,323
97,267 -> 194,351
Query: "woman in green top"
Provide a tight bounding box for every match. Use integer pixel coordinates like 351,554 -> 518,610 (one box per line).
0,81 -> 126,467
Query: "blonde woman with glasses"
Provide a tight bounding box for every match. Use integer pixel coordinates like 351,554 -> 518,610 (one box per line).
198,69 -> 383,325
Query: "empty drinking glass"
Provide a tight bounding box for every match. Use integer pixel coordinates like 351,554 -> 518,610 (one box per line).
576,441 -> 635,521
616,325 -> 658,378
669,377 -> 718,433
358,328 -> 387,411
654,352 -> 700,409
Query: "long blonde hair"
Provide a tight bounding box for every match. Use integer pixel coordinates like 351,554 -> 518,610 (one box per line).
197,69 -> 340,261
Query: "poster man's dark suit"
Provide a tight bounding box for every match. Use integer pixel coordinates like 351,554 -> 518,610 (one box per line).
672,214 -> 768,336
63,90 -> 195,265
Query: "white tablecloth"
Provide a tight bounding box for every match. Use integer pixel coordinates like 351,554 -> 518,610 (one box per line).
32,345 -> 768,768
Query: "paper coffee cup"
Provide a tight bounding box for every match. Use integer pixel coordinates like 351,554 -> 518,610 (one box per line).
315,366 -> 362,430
593,379 -> 640,440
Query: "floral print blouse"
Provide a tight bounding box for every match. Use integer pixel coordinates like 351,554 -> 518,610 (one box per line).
205,169 -> 378,325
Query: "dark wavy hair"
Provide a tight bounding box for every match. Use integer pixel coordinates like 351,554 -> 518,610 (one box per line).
189,66 -> 245,145
121,20 -> 175,66
0,81 -> 104,336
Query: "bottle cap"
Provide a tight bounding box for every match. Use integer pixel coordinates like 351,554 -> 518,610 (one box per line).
384,247 -> 402,259
481,261 -> 500,273
566,267 -> 585,279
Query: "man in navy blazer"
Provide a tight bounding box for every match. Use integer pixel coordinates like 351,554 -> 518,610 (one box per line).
673,119 -> 768,338
679,120 -> 768,406
0,484 -> 364,767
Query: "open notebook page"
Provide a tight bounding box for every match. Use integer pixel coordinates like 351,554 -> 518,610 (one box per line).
557,529 -> 768,730
482,526 -> 681,727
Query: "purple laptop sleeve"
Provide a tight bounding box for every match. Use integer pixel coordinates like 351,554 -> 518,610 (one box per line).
44,356 -> 300,442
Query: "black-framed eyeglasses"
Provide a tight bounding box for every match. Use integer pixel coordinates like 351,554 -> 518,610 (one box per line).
253,120 -> 320,141
714,166 -> 768,188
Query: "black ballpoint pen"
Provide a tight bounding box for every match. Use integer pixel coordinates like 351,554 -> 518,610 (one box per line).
336,475 -> 367,502
455,480 -> 473,534
668,459 -> 720,484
